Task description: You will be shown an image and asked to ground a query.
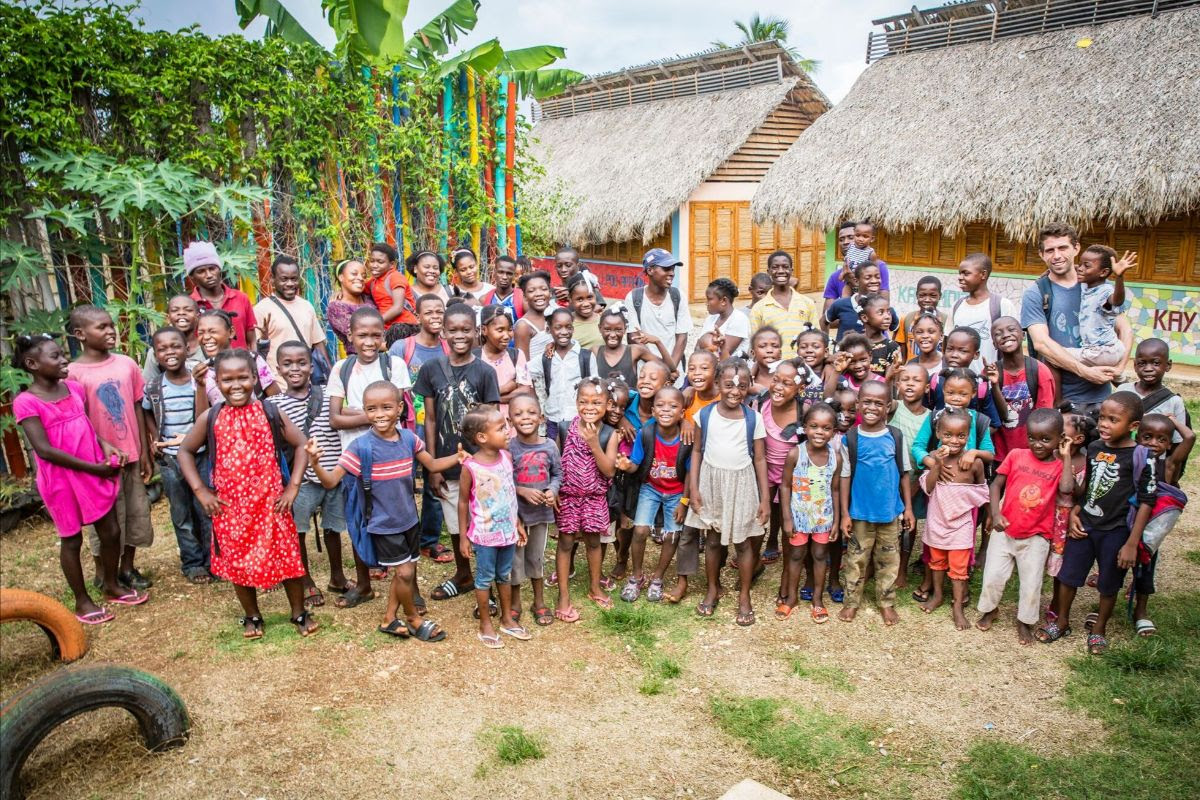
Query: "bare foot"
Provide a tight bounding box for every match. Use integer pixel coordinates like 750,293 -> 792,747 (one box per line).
838,606 -> 858,623
894,574 -> 909,590
952,603 -> 969,630
1016,620 -> 1035,645
976,609 -> 998,631
919,593 -> 944,614
881,606 -> 900,626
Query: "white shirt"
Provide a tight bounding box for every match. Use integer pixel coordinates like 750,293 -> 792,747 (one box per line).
529,341 -> 585,424
949,294 -> 1017,372
624,287 -> 694,357
327,354 -> 413,449
700,310 -> 751,358
702,408 -> 766,470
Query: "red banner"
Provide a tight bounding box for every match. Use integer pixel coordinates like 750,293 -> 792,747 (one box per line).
530,257 -> 645,301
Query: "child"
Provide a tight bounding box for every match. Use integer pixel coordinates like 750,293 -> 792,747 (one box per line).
142,327 -> 213,583
890,363 -> 931,587
603,378 -> 638,586
906,311 -> 945,375
1044,392 -> 1159,654
269,341 -> 352,607
507,394 -> 562,627
824,262 -> 898,342
513,270 -> 554,362
895,276 -> 945,361
329,307 -> 417,607
1069,246 -> 1135,367
553,379 -> 622,621
947,254 -> 1016,370
308,381 -> 461,643
366,241 -> 419,334
530,308 -> 595,442
1046,410 -> 1093,619
748,326 -> 783,396
778,402 -> 842,623
193,309 -> 279,410
477,304 -> 532,419
449,247 -> 493,303
795,328 -> 840,406
701,277 -> 750,359
761,359 -> 806,566
913,370 -> 995,493
1116,338 -> 1188,446
926,327 -> 1003,429
746,272 -> 771,309
694,332 -> 721,358
689,359 -> 770,625
856,293 -> 903,377
682,350 -> 719,423
918,409 -> 990,629
566,272 -> 604,350
837,380 -> 914,625
177,349 -> 315,639
479,255 -> 523,320
832,333 -> 879,393
458,406 -> 530,647
832,388 -> 857,436
594,307 -> 669,389
977,409 -> 1069,644
142,294 -> 203,384
842,220 -> 879,269
13,334 -> 137,623
412,303 -> 502,602
990,316 -> 1055,463
66,305 -> 154,591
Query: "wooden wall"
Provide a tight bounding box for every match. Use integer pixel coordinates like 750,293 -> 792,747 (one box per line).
578,225 -> 672,266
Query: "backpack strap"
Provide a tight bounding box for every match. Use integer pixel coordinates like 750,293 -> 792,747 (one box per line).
973,411 -> 987,450
988,293 -> 1001,322
633,422 -> 656,483
380,354 -> 392,381
542,353 -> 553,392
338,355 -> 358,390
598,422 -> 615,455
204,403 -> 224,486
887,424 -> 905,477
1023,356 -> 1040,403
668,286 -> 681,320
507,348 -> 518,367
741,403 -> 755,458
579,348 -> 593,379
1140,386 -> 1175,414
699,402 -> 714,454
951,296 -> 965,320
1026,273 -> 1054,358
359,432 -> 378,524
403,336 -> 417,364
267,295 -> 307,345
260,400 -> 290,486
631,287 -> 645,326
846,428 -> 859,490
145,372 -> 166,434
303,385 -> 324,438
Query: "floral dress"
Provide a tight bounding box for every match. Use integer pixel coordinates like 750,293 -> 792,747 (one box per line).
789,442 -> 837,535
209,402 -> 305,588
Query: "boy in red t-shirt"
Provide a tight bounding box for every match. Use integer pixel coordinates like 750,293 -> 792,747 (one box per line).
989,316 -> 1055,462
366,242 -> 418,332
976,409 -> 1074,644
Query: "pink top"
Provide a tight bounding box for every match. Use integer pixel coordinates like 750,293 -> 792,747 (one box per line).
761,399 -> 799,486
463,450 -> 519,547
13,382 -> 119,536
66,354 -> 145,461
920,472 -> 989,550
478,347 -> 531,418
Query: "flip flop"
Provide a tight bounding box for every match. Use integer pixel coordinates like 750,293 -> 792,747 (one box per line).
599,574 -> 618,592
407,619 -> 447,642
500,624 -> 532,641
75,609 -> 114,625
107,591 -> 148,606
377,618 -> 410,638
1135,618 -> 1157,637
696,600 -> 718,618
431,579 -> 467,600
554,606 -> 580,623
1085,573 -> 1099,588
811,606 -> 829,624
589,593 -> 614,610
326,580 -> 356,594
911,589 -> 930,603
761,549 -> 781,565
334,587 -> 376,609
421,544 -> 455,563
479,633 -> 505,649
534,607 -> 555,626
303,586 -> 325,608
736,610 -> 756,627
1087,633 -> 1108,655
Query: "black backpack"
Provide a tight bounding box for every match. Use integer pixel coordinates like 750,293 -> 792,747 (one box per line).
338,355 -> 413,430
542,349 -> 594,393
632,420 -> 693,485
845,425 -> 906,488
1024,272 -> 1054,359
204,401 -> 291,488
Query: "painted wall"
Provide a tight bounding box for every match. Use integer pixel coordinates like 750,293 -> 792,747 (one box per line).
530,256 -> 644,300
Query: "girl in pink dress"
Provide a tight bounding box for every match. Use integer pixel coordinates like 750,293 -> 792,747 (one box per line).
12,334 -> 142,624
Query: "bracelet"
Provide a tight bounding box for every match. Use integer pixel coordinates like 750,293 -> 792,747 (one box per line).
679,497 -> 690,507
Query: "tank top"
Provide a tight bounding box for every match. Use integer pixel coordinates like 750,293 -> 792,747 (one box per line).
463,450 -> 519,547
762,398 -> 801,486
517,316 -> 552,361
598,345 -> 637,388
685,390 -> 717,423
789,441 -> 836,534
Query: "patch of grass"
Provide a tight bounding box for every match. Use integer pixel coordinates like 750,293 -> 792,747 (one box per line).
484,725 -> 546,766
955,592 -> 1200,800
1184,550 -> 1200,567
592,603 -> 692,694
314,707 -> 350,737
595,605 -> 657,649
638,675 -> 665,696
710,695 -> 873,773
788,654 -> 855,692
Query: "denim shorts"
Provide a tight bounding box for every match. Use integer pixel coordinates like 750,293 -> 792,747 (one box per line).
472,542 -> 516,590
633,484 -> 683,533
293,481 -> 347,534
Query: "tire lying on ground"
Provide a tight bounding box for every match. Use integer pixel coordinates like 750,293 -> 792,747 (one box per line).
0,588 -> 88,663
0,665 -> 190,799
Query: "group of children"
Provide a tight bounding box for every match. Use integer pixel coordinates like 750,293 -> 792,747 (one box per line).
12,236 -> 1192,655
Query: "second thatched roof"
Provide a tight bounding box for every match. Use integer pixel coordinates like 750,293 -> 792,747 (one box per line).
751,5 -> 1200,238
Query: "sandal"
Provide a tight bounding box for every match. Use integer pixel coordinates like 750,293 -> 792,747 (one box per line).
663,589 -> 684,604
545,571 -> 559,587
619,577 -> 641,603
326,580 -> 355,594
75,609 -> 115,625
431,579 -> 469,601
479,633 -> 505,649
534,607 -> 555,626
335,587 -> 376,609
291,611 -> 319,637
775,603 -> 794,620
186,572 -> 214,585
828,587 -> 845,604
1036,622 -> 1068,643
646,578 -> 664,603
800,586 -> 814,602
554,606 -> 580,623
421,543 -> 455,563
1135,618 -> 1157,637
107,590 -> 149,606
811,606 -> 829,624
1085,572 -> 1099,588
911,589 -> 930,603
473,597 -> 499,619
500,624 -> 532,641
377,618 -> 410,638
407,619 -> 447,642
589,593 -> 614,610
1087,633 -> 1108,655
696,601 -> 717,618
1084,612 -> 1099,632
303,586 -> 325,608
599,574 -> 617,592
369,567 -> 388,581
736,610 -> 756,627
239,614 -> 264,639
761,549 -> 781,565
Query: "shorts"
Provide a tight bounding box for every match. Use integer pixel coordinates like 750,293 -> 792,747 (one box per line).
1058,525 -> 1130,596
633,484 -> 683,534
511,522 -> 550,584
556,493 -> 609,535
436,479 -> 462,536
473,542 -> 516,590
88,462 -> 153,554
372,524 -> 420,567
789,531 -> 831,547
927,546 -> 971,581
292,482 -> 347,533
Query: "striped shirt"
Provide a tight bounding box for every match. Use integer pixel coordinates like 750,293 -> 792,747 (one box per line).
267,389 -> 340,484
337,429 -> 424,534
141,376 -> 196,457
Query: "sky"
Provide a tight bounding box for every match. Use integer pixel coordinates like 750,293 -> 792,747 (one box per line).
128,0 -> 902,103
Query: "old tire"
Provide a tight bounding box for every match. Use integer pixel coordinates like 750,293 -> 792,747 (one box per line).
0,588 -> 88,662
0,665 -> 190,799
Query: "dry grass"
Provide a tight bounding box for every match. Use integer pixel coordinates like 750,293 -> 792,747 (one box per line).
3,395 -> 1199,799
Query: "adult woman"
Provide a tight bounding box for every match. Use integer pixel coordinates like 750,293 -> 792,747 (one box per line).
449,247 -> 492,302
326,259 -> 371,355
407,250 -> 451,305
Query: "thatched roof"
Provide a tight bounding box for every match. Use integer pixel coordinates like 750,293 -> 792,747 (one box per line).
751,6 -> 1200,239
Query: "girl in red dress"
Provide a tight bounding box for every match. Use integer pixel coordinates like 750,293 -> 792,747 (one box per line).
178,349 -> 317,639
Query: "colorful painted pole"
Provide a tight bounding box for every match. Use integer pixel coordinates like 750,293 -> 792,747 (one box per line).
364,66 -> 386,244
495,75 -> 508,254
505,78 -> 517,257
467,66 -> 480,252
480,75 -> 495,262
392,67 -> 407,256
439,77 -> 453,252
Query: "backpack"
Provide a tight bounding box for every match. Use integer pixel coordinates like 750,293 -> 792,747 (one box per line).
845,425 -> 906,490
144,372 -> 200,450
631,285 -> 685,371
632,420 -> 693,485
950,293 -> 1001,330
1125,444 -> 1155,530
402,336 -> 450,365
698,402 -> 756,459
480,287 -> 525,319
924,409 -> 989,457
300,385 -> 324,438
1025,272 -> 1054,359
542,349 -> 594,393
205,401 -> 290,489
266,295 -> 331,385
556,419 -> 616,455
338,355 -> 415,431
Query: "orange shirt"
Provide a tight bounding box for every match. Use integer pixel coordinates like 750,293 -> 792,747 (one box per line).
367,269 -> 418,328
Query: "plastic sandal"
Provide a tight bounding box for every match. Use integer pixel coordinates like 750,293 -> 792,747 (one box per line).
589,593 -> 614,610
811,606 -> 830,624
1087,633 -> 1108,655
407,619 -> 447,642
1084,612 -> 1099,632
75,609 -> 114,626
646,578 -> 664,603
828,587 -> 845,604
554,606 -> 580,623
377,618 -> 410,638
534,607 -> 555,626
500,624 -> 532,641
1135,618 -> 1157,637
478,633 -> 504,649
774,603 -> 794,620
239,615 -> 264,639
107,591 -> 148,606
619,577 -> 641,603
800,586 -> 814,602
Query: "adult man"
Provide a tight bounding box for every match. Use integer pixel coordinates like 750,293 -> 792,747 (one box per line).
749,250 -> 818,359
1021,223 -> 1133,406
624,249 -> 692,380
253,254 -> 333,367
551,246 -> 603,307
823,220 -> 891,313
184,240 -> 257,351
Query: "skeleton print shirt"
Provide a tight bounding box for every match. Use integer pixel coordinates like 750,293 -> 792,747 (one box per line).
1080,442 -> 1159,532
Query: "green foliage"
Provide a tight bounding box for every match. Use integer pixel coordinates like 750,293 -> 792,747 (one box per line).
712,13 -> 819,73
480,724 -> 546,766
1185,550 -> 1200,566
710,695 -> 874,772
788,654 -> 855,692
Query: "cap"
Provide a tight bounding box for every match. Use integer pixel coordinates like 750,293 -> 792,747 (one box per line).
182,241 -> 222,276
642,248 -> 682,270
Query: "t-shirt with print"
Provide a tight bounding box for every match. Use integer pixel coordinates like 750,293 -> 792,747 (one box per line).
1020,279 -> 1109,405
995,361 -> 1056,462
1116,382 -> 1186,444
412,356 -> 500,480
267,389 -> 340,484
1080,441 -> 1159,531
630,431 -> 685,494
142,375 -> 196,457
476,347 -> 531,418
253,294 -> 327,366
338,429 -> 423,533
67,354 -> 145,461
389,339 -> 446,434
948,294 -> 1017,370
1078,283 -> 1121,349
326,355 -> 413,450
839,426 -> 908,522
508,438 -> 563,525
701,408 -> 765,471
996,448 -> 1063,538
867,338 -> 902,378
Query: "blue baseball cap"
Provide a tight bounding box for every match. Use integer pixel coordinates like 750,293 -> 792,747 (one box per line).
642,248 -> 682,270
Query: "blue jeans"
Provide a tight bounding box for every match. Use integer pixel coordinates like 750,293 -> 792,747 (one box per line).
158,453 -> 212,576
633,484 -> 683,533
472,542 -> 515,590
419,470 -> 444,549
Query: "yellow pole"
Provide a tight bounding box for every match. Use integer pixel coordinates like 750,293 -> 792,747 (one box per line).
467,66 -> 480,253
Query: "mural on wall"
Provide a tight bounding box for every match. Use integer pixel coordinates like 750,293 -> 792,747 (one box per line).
888,268 -> 1200,364
531,257 -> 644,297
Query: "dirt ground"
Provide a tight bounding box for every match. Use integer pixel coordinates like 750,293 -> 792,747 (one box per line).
2,389 -> 1199,799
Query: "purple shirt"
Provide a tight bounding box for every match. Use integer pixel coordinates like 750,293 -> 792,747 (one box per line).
823,260 -> 891,300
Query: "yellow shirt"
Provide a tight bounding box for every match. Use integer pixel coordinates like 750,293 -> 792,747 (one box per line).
748,290 -> 818,358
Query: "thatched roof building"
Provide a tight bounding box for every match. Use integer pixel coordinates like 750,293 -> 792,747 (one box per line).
529,41 -> 831,300
751,1 -> 1200,240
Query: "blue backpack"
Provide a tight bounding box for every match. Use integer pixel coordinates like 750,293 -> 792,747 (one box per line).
698,403 -> 756,459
